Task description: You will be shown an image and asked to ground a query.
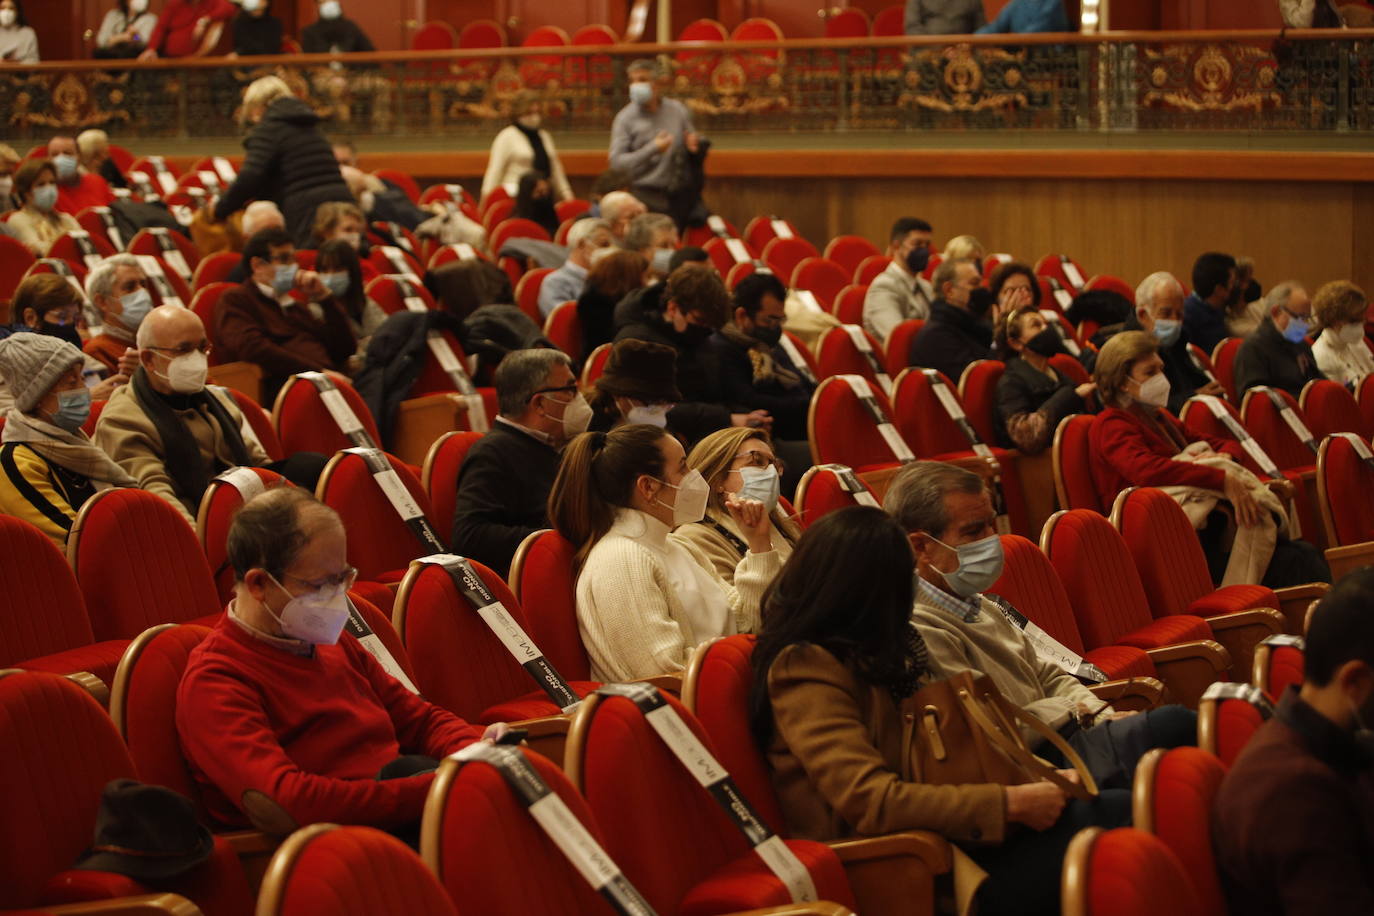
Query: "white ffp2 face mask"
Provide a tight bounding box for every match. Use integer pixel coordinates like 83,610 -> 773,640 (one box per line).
1132,372 -> 1171,409
155,350 -> 208,394
654,468 -> 710,528
266,576 -> 352,645
626,404 -> 669,428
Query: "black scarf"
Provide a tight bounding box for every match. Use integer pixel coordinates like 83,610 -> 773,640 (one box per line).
131,367 -> 253,505
514,123 -> 552,177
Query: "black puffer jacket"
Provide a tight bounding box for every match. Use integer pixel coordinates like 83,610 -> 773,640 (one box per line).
214,96 -> 354,246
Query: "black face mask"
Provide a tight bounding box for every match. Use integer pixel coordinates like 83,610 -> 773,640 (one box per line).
1023,325 -> 1063,358
967,287 -> 996,319
40,322 -> 82,349
672,322 -> 714,347
749,324 -> 782,347
905,246 -> 930,276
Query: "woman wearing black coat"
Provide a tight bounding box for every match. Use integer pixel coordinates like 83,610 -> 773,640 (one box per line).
211,76 -> 354,246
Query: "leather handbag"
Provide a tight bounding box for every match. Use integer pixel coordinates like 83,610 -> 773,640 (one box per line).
905,671 -> 1098,801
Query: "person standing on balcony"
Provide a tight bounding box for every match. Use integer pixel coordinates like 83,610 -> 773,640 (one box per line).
905,0 -> 985,34
0,0 -> 39,63
300,0 -> 374,54
94,0 -> 158,59
609,59 -> 708,230
139,0 -> 236,59
232,0 -> 284,56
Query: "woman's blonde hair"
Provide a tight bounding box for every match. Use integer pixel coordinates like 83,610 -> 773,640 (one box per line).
0,143 -> 19,170
942,234 -> 985,262
1093,330 -> 1158,408
241,76 -> 293,122
311,200 -> 365,240
1312,280 -> 1368,330
686,427 -> 801,541
13,273 -> 82,326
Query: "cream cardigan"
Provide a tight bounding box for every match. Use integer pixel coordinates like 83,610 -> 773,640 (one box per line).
671,508 -> 794,585
576,508 -> 781,682
480,125 -> 574,202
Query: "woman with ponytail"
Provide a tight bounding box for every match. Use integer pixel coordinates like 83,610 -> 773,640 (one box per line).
548,424 -> 781,681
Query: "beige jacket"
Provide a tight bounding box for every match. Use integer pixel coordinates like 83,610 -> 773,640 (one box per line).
94,383 -> 269,525
670,509 -> 794,585
863,259 -> 933,344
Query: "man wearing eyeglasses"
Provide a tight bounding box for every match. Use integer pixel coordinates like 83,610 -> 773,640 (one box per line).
95,305 -> 326,525
1232,282 -> 1326,399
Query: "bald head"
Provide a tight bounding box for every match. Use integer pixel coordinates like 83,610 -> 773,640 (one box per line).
227,486 -> 344,583
136,304 -> 203,349
137,306 -> 208,394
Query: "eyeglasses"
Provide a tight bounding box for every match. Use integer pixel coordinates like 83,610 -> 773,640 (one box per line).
732,451 -> 785,474
147,342 -> 212,358
284,566 -> 358,592
530,384 -> 578,400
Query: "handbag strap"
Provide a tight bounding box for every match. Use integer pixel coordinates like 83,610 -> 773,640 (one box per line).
955,684 -> 1098,801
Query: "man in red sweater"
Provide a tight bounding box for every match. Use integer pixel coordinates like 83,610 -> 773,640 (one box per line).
177,487 -> 506,832
47,135 -> 112,215
140,0 -> 236,59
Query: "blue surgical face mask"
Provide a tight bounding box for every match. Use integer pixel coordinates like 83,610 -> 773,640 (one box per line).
928,532 -> 1005,599
735,464 -> 780,513
31,184 -> 58,213
1152,317 -> 1182,348
117,287 -> 153,332
629,82 -> 653,106
320,271 -> 350,298
52,154 -> 78,182
51,387 -> 92,432
272,262 -> 298,295
1282,315 -> 1311,344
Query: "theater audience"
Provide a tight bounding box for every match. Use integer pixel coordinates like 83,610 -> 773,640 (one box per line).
994,307 -> 1093,453
316,238 -> 385,349
214,227 -> 356,402
598,189 -> 648,241
482,93 -> 573,203
1094,270 -> 1219,413
624,212 -> 679,279
752,504 -> 1129,916
76,130 -> 128,190
45,135 -> 113,214
309,200 -> 368,253
908,257 -> 994,382
610,59 -> 707,227
889,461 -> 1195,788
0,0 -> 38,63
616,263 -> 766,445
1214,568 -> 1374,915
676,427 -> 800,584
451,350 -> 589,577
211,76 -> 355,248
140,0 -> 236,59
1310,280 -> 1374,387
1183,251 -> 1241,357
586,167 -> 632,218
540,218 -> 613,318
905,0 -> 985,33
587,338 -> 679,432
0,333 -> 135,548
511,170 -> 559,239
8,159 -> 80,255
83,254 -> 151,375
942,234 -> 985,270
1089,331 -> 1328,587
177,487 -> 503,832
6,274 -> 124,406
550,423 -> 780,681
1233,282 -> 1323,399
863,216 -> 935,343
231,0 -> 283,56
578,248 -> 647,352
712,272 -> 814,442
94,0 -> 157,57
300,0 -> 374,53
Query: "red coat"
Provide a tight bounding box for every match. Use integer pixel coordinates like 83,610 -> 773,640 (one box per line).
147,0 -> 236,58
1089,405 -> 1245,501
177,614 -> 484,829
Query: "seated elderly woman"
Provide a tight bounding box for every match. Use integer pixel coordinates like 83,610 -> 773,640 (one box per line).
993,306 -> 1095,454
587,338 -> 680,433
675,427 -> 801,584
549,423 -> 780,682
0,333 -> 135,548
7,158 -> 80,255
1310,280 -> 1374,388
1089,330 -> 1328,588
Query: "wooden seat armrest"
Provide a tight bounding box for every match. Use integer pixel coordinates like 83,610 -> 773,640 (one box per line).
825,831 -> 950,916
64,671 -> 110,707
514,713 -> 572,765
827,830 -> 953,874
1087,676 -> 1165,711
1144,640 -> 1230,668
220,829 -> 277,856
392,393 -> 464,467
1201,608 -> 1287,679
632,672 -> 683,695
1271,582 -> 1331,634
6,894 -> 205,915
1202,608 -> 1285,632
727,904 -> 855,916
1143,640 -> 1231,708
1324,542 -> 1374,582
206,361 -> 263,405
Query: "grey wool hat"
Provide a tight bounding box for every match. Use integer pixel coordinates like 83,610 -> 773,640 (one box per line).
0,332 -> 85,413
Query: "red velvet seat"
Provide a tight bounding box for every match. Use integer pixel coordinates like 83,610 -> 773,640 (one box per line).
761,236 -> 820,283
882,318 -> 924,378
75,205 -> 128,252
1299,378 -> 1369,439
567,688 -> 857,915
421,430 -> 484,541
258,824 -> 456,916
426,242 -> 487,272
315,449 -> 441,584
0,236 -> 38,302
1033,253 -> 1089,294
815,325 -> 889,392
128,227 -> 200,283
1239,386 -> 1325,548
67,489 -> 223,642
195,466 -> 289,603
47,229 -> 116,277
543,300 -> 583,360
226,387 -> 283,459
703,236 -> 758,274
490,217 -> 552,254
957,359 -> 1004,446
853,254 -> 890,286
514,266 -> 554,323
271,371 -> 382,456
373,169 -> 421,204
793,463 -> 881,528
1131,747 -> 1228,916
1197,682 -> 1272,766
191,250 -> 239,291
1082,274 -> 1135,304
1251,634 -> 1304,702
743,216 -> 804,253
581,342 -> 613,389
0,515 -> 128,687
790,257 -> 850,310
1062,828 -> 1205,916
368,244 -> 424,280
823,235 -> 880,275
831,283 -> 867,325
392,555 -> 597,724
806,375 -> 911,475
1316,432 -> 1374,550
189,282 -> 235,352
364,273 -> 436,316
1358,374 -> 1374,439
1211,337 -> 1243,403
508,528 -> 592,682
1052,414 -> 1103,512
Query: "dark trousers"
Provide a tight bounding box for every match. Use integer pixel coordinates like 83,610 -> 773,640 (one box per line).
264,452 -> 329,494
1049,705 -> 1198,791
970,789 -> 1132,916
376,755 -> 440,849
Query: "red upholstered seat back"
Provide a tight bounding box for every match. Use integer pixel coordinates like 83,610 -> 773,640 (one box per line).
1139,748 -> 1227,916
892,367 -> 971,456
761,236 -> 819,281
807,375 -> 904,473
702,237 -> 753,274
368,245 -> 424,280
191,252 -> 239,291
989,535 -> 1087,653
1033,253 -> 1089,293
0,234 -> 37,300
958,360 -> 1004,446
422,430 -> 484,540
1179,397 -> 1269,479
490,218 -> 552,252
110,624 -> 211,806
509,530 -> 591,682
267,825 -> 457,916
1072,828 -> 1205,916
1207,692 -> 1271,767
0,516 -> 97,666
793,464 -> 876,528
1110,487 -> 1217,618
1053,414 -> 1103,512
1257,637 -> 1304,702
1359,374 -> 1374,439
316,451 -> 438,582
395,558 -> 542,721
815,325 -> 885,388
70,489 -> 223,641
1049,352 -> 1091,386
832,284 -> 867,326
0,671 -> 138,908
514,266 -> 555,323
581,342 -> 613,388
684,635 -> 787,834
1300,379 -> 1369,439
272,372 -> 383,457
411,20 -> 456,50
544,301 -> 584,361
1042,510 -> 1156,650
1083,273 -> 1135,303
883,318 -> 924,378
197,467 -> 288,603
823,235 -> 880,274
1241,388 -> 1317,472
365,274 -> 436,317
1211,338 -> 1243,403
426,749 -> 614,915
853,254 -> 890,286
790,257 -> 849,309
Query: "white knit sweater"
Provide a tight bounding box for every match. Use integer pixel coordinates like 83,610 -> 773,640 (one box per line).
480,125 -> 574,202
576,508 -> 781,682
1311,326 -> 1374,389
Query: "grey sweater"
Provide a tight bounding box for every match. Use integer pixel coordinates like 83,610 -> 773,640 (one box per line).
608,97 -> 695,194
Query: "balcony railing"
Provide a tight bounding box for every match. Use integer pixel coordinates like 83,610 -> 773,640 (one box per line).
3,30 -> 1371,142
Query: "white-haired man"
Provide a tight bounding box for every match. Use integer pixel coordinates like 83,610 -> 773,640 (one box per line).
83,253 -> 151,375
1233,282 -> 1325,399
538,218 -> 613,317
598,190 -> 647,242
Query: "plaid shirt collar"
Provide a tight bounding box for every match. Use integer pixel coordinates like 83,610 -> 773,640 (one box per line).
915,575 -> 983,624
